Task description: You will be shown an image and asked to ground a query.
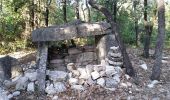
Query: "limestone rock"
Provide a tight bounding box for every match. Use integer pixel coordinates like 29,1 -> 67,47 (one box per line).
45,84 -> 56,95
86,65 -> 94,76
87,77 -> 96,85
105,77 -> 119,88
15,77 -> 28,90
69,78 -> 78,85
3,80 -> 16,88
7,94 -> 13,99
67,63 -> 77,71
99,71 -> 106,77
48,71 -> 67,82
72,70 -> 80,78
78,79 -> 85,85
108,52 -> 122,58
93,65 -> 103,72
54,82 -> 66,93
12,91 -> 20,97
27,82 -> 35,92
105,65 -> 116,76
97,78 -> 105,87
91,71 -> 100,80
78,68 -> 89,79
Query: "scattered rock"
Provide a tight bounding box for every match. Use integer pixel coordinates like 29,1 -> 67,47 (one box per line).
91,71 -> 100,80
12,91 -> 20,97
54,82 -> 66,93
147,80 -> 159,88
27,82 -> 35,92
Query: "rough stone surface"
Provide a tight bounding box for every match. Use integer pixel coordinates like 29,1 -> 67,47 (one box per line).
15,77 -> 28,90
27,82 -> 35,92
12,91 -> 20,97
105,77 -> 119,88
78,68 -> 89,79
71,70 -> 80,78
91,71 -> 100,80
69,78 -> 78,85
76,52 -> 97,63
97,78 -> 105,87
25,71 -> 37,82
105,65 -> 116,76
48,71 -> 67,82
67,63 -> 76,71
54,82 -> 66,93
45,84 -> 57,95
7,94 -> 13,99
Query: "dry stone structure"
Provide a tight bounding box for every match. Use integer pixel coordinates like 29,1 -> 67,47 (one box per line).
31,20 -> 119,92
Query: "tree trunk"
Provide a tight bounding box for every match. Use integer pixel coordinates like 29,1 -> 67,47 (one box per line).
113,0 -> 117,22
45,0 -> 52,27
150,0 -> 165,80
143,0 -> 153,58
76,0 -> 80,19
63,0 -> 67,22
88,0 -> 135,77
133,1 -> 139,46
86,0 -> 91,22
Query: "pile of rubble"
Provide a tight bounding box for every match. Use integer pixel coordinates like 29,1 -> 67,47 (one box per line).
0,46 -> 125,100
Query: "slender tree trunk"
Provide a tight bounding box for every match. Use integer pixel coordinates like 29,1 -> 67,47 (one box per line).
45,0 -> 52,27
143,0 -> 153,58
30,0 -> 35,30
63,0 -> 67,22
88,0 -> 135,77
151,0 -> 165,80
76,0 -> 80,19
113,1 -> 117,22
86,0 -> 91,22
133,1 -> 139,46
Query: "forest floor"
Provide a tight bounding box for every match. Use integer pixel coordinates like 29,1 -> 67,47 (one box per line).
15,48 -> 170,100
